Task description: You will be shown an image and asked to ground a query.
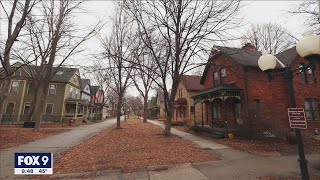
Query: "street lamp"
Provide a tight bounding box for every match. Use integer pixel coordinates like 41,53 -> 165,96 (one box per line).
258,31 -> 320,180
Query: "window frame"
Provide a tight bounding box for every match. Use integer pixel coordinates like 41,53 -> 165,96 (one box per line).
220,68 -> 226,84
45,103 -> 54,115
23,102 -> 31,115
48,84 -> 56,95
5,102 -> 15,115
10,81 -> 19,93
213,71 -> 219,87
304,98 -> 320,121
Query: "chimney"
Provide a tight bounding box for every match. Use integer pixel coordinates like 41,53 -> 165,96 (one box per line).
242,43 -> 256,51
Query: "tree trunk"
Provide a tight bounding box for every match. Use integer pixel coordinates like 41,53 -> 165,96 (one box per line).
33,82 -> 48,130
27,82 -> 39,121
143,94 -> 148,123
164,102 -> 173,137
0,78 -> 11,122
116,93 -> 123,129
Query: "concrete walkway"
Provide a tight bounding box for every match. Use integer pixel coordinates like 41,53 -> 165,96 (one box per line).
0,117 -> 123,179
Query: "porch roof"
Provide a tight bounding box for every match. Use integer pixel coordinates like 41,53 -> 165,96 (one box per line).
191,84 -> 242,101
65,98 -> 89,105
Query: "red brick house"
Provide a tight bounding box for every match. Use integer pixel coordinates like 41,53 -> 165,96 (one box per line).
192,45 -> 320,136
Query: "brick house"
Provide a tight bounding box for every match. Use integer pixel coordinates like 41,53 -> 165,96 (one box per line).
0,63 -> 89,124
192,45 -> 320,136
173,75 -> 204,122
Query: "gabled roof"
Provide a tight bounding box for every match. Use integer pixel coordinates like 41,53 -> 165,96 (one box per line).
91,86 -> 100,95
50,67 -> 78,83
0,64 -> 78,83
80,79 -> 90,90
200,46 -> 298,84
180,75 -> 204,91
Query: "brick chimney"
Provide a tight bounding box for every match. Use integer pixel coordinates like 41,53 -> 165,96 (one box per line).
242,43 -> 256,51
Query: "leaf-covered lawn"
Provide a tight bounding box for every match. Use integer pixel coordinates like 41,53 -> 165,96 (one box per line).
0,127 -> 70,149
54,119 -> 218,173
175,126 -> 320,157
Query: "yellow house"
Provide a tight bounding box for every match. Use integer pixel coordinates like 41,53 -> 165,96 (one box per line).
156,91 -> 166,119
0,63 -> 89,124
173,75 -> 205,123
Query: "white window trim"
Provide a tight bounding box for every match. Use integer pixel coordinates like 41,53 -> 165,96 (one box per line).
10,80 -> 19,93
23,102 -> 31,115
48,84 -> 56,95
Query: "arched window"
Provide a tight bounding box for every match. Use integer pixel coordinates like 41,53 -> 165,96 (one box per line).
220,68 -> 226,84
213,71 -> 219,86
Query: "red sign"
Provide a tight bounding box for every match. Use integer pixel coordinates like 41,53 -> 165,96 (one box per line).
288,108 -> 307,129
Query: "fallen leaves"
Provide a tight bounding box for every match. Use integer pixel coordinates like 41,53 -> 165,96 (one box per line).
54,119 -> 218,173
0,127 -> 70,149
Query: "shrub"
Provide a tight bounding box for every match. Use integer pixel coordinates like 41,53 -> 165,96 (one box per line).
188,125 -> 200,132
171,120 -> 187,126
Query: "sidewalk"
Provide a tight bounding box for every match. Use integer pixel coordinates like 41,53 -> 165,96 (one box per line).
0,117 -> 123,179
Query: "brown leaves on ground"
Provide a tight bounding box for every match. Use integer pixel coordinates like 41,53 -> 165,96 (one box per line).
175,125 -> 320,157
54,119 -> 218,173
0,126 -> 70,149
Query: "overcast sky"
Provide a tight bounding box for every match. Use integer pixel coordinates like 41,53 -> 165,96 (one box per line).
0,1 -> 311,97
72,0 -> 307,97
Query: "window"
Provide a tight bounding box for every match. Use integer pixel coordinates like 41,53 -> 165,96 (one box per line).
299,63 -> 307,84
24,103 -> 31,115
254,99 -> 260,112
28,82 -> 34,94
5,103 -> 14,115
212,105 -> 220,119
45,103 -> 54,115
307,67 -> 316,83
235,102 -> 242,119
14,68 -> 21,76
220,68 -> 226,84
10,81 -> 19,93
213,72 -> 219,86
305,99 -> 320,121
179,89 -> 183,98
76,90 -> 78,99
190,106 -> 195,113
48,84 -> 56,95
69,87 -> 73,97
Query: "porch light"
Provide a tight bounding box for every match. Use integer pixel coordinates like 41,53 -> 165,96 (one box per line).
296,31 -> 320,63
257,51 -> 278,71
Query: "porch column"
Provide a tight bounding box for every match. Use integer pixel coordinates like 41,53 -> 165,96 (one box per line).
206,101 -> 208,125
75,102 -> 78,118
201,101 -> 203,127
193,100 -> 196,125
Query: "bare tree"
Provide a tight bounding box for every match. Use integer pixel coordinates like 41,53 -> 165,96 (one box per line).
14,0 -> 101,129
0,0 -> 37,119
130,40 -> 157,122
289,1 -> 320,34
100,2 -> 135,129
125,0 -> 242,136
241,23 -> 297,54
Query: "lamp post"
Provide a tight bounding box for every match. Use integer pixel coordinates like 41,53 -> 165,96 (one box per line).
258,31 -> 320,180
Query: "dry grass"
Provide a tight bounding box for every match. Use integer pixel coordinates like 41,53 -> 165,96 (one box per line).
54,119 -> 218,173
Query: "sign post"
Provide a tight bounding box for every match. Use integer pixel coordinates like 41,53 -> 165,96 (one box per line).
288,108 -> 307,129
